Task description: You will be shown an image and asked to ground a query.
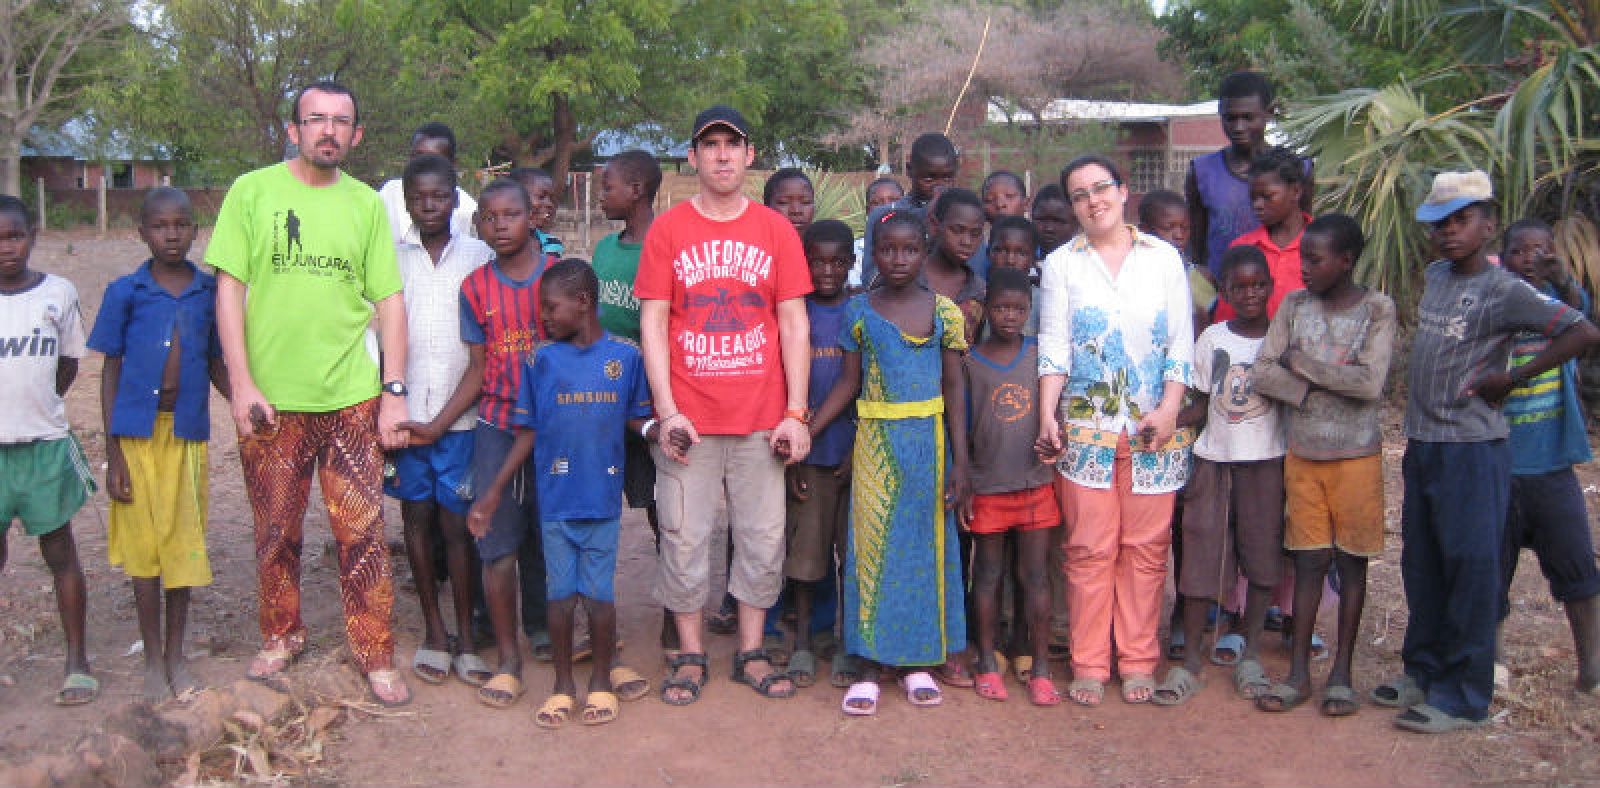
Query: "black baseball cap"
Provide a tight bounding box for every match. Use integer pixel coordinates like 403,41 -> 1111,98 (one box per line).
692,105 -> 750,142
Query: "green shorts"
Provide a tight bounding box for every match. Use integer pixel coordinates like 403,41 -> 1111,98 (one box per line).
0,437 -> 91,537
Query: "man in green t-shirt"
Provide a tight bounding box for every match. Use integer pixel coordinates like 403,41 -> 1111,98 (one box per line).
206,81 -> 412,708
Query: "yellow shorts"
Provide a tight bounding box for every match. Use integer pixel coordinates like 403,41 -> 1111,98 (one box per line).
108,412 -> 211,587
1283,452 -> 1385,557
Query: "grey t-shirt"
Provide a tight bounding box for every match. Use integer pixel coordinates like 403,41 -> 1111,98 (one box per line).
1405,261 -> 1582,442
965,339 -> 1056,494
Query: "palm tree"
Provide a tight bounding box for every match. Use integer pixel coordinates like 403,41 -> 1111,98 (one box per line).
1282,0 -> 1600,306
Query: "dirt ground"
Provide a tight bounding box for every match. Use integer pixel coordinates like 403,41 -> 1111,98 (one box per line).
2,229 -> 1599,787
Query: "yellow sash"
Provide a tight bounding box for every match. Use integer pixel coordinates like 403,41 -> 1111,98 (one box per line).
855,397 -> 944,420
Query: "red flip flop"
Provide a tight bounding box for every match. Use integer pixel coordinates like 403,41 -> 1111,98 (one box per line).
1028,676 -> 1061,706
975,671 -> 1008,701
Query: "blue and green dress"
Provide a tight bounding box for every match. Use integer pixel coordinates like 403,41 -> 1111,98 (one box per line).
841,292 -> 967,666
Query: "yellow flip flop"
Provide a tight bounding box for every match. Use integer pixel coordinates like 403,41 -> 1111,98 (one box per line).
609,666 -> 651,702
477,673 -> 523,709
582,691 -> 619,725
534,693 -> 575,729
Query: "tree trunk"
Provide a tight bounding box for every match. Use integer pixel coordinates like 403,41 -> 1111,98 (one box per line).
548,92 -> 576,200
0,133 -> 19,197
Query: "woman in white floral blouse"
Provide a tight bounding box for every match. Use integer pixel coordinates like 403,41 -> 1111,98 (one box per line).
1035,154 -> 1195,707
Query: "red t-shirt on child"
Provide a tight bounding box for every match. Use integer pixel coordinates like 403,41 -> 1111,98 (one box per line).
634,199 -> 812,435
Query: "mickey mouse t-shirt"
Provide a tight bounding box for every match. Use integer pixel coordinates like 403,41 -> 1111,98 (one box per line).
634,200 -> 811,435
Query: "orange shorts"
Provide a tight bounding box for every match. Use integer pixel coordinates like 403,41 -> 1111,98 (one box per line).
969,484 -> 1061,535
1284,452 -> 1385,556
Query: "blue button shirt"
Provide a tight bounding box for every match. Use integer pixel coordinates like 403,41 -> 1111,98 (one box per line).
87,261 -> 221,440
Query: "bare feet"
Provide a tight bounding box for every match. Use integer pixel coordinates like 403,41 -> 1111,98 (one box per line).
167,656 -> 198,696
142,663 -> 172,702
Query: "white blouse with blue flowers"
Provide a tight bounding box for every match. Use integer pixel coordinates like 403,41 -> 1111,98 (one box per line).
1037,227 -> 1194,493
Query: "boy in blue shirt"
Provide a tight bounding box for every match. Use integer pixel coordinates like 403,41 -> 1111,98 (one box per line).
1496,218 -> 1600,697
468,259 -> 652,728
89,188 -> 230,702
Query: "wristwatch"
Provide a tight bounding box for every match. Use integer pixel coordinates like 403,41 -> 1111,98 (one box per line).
784,408 -> 812,425
382,380 -> 408,397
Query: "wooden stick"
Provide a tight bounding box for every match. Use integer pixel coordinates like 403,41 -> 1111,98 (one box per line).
945,15 -> 992,137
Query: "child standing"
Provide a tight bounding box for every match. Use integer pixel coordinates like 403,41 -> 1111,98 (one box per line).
812,209 -> 970,714
971,170 -> 1028,280
0,195 -> 95,705
963,268 -> 1060,706
783,219 -> 857,688
1153,245 -> 1284,706
460,179 -> 552,708
852,177 -> 905,288
1215,149 -> 1310,321
924,188 -> 988,345
1376,171 -> 1597,732
1140,189 -> 1216,335
469,260 -> 652,728
90,189 -> 230,702
985,216 -> 1040,336
508,167 -> 565,262
859,133 -> 959,287
1251,213 -> 1395,715
1496,218 -> 1600,697
382,155 -> 493,688
594,150 -> 675,662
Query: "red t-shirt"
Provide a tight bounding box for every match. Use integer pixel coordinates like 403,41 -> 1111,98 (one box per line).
634,200 -> 812,435
1213,216 -> 1307,322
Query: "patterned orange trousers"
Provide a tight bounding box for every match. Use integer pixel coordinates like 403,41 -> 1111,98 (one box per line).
239,398 -> 394,671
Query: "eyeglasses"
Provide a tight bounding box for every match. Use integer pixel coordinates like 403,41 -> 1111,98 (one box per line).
298,114 -> 355,129
1068,179 -> 1120,205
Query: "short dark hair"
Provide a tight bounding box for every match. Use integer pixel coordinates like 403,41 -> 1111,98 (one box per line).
1305,212 -> 1366,261
508,167 -> 553,188
1219,70 -> 1274,108
875,209 -> 929,247
908,133 -> 958,168
403,153 -> 458,193
291,80 -> 360,125
1137,189 -> 1186,227
411,122 -> 458,160
803,218 -> 854,251
1032,183 -> 1068,210
932,187 -> 983,221
611,150 -> 662,200
1220,244 -> 1270,283
1060,154 -> 1124,191
866,176 -> 903,202
982,170 -> 1027,197
1503,217 -> 1553,250
139,187 -> 193,224
986,266 -> 1033,301
1248,147 -> 1307,187
479,177 -> 532,210
0,194 -> 33,231
762,168 -> 812,205
540,257 -> 599,303
989,215 -> 1038,252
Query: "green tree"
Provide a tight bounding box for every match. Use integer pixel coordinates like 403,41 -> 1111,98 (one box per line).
0,0 -> 130,195
1283,0 -> 1600,304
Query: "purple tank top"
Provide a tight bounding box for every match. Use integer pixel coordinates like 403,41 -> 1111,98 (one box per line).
1193,150 -> 1255,278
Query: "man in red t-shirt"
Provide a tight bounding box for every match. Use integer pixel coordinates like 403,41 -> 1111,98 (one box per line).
637,105 -> 813,704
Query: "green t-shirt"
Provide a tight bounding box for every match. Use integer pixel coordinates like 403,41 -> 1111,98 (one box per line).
205,163 -> 402,411
592,231 -> 643,341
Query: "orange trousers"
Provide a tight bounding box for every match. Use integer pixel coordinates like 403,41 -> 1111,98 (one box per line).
1058,435 -> 1175,683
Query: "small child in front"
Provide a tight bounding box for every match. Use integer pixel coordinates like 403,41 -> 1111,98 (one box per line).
1376,171 -> 1597,733
963,268 -> 1060,706
0,194 -> 95,705
90,188 -> 230,701
812,209 -> 971,715
1154,245 -> 1284,707
469,259 -> 652,728
1251,213 -> 1395,716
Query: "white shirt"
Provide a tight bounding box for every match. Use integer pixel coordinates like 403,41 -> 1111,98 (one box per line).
0,274 -> 87,442
1191,322 -> 1285,462
378,179 -> 478,244
396,231 -> 493,430
1037,228 -> 1194,492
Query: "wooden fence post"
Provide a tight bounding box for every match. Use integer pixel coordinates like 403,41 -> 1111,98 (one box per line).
36,177 -> 45,230
97,172 -> 108,238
